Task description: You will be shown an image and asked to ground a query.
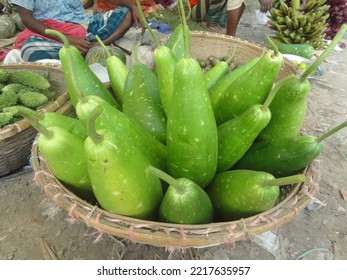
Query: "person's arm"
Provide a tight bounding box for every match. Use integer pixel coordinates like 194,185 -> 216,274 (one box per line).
16,5 -> 91,53
258,0 -> 273,13
107,0 -> 145,31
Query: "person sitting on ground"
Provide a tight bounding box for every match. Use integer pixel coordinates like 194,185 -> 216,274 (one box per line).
191,0 -> 273,36
11,0 -> 144,62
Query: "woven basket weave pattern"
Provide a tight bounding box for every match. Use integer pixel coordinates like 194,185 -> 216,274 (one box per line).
32,141 -> 319,248
0,63 -> 68,176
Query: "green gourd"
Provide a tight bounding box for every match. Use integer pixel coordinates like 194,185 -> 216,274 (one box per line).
94,35 -> 128,106
166,24 -> 192,62
3,105 -> 87,140
165,24 -> 184,60
166,0 -> 218,188
146,166 -> 213,224
207,170 -> 306,221
275,43 -> 315,59
213,36 -> 283,125
259,24 -> 347,140
9,70 -> 50,90
153,45 -> 177,116
257,74 -> 310,140
45,29 -> 120,110
13,107 -> 92,200
135,0 -> 177,116
208,55 -> 261,108
234,121 -> 347,177
122,41 -> 167,145
203,45 -> 236,91
165,4 -> 191,61
58,39 -> 168,171
38,126 -> 92,200
217,80 -> 282,172
76,95 -> 167,171
84,106 -> 163,219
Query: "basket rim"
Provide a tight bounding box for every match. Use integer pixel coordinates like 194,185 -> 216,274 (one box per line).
0,62 -> 68,140
162,30 -> 299,76
31,140 -> 319,248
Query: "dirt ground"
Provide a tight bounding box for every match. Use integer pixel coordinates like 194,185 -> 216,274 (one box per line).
0,10 -> 347,260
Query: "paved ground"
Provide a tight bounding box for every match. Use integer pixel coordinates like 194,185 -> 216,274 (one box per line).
0,9 -> 346,260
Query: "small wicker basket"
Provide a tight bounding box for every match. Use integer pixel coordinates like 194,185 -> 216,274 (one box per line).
0,62 -> 68,177
30,32 -> 318,249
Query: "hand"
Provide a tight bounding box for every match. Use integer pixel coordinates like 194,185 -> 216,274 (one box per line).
65,35 -> 91,54
258,0 -> 273,13
89,41 -> 100,49
130,5 -> 146,36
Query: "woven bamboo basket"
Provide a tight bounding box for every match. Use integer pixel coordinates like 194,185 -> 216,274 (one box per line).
30,32 -> 318,249
0,62 -> 68,177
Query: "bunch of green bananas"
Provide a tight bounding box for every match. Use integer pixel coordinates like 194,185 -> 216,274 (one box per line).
268,0 -> 330,49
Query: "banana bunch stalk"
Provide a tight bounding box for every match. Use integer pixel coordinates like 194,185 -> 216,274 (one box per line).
268,0 -> 330,49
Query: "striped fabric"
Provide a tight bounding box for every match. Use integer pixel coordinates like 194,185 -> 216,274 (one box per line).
86,7 -> 130,41
20,37 -> 62,62
191,0 -> 228,26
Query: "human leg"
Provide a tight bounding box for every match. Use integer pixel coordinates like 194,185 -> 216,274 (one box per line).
226,1 -> 245,36
205,0 -> 228,26
191,0 -> 211,22
192,0 -> 227,26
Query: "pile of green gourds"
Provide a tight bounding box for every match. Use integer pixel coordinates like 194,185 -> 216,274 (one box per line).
5,1 -> 347,225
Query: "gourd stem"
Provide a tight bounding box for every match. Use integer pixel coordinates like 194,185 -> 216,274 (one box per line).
146,166 -> 186,193
301,24 -> 347,81
45,28 -> 69,47
135,0 -> 160,48
291,0 -> 300,16
262,174 -> 306,187
45,29 -> 87,104
317,120 -> 347,143
95,35 -> 112,58
3,105 -> 43,122
7,106 -> 53,138
226,44 -> 237,65
133,41 -> 141,64
185,0 -> 192,20
86,106 -> 104,144
262,74 -> 297,110
265,35 -> 279,55
178,0 -> 191,59
262,81 -> 280,110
